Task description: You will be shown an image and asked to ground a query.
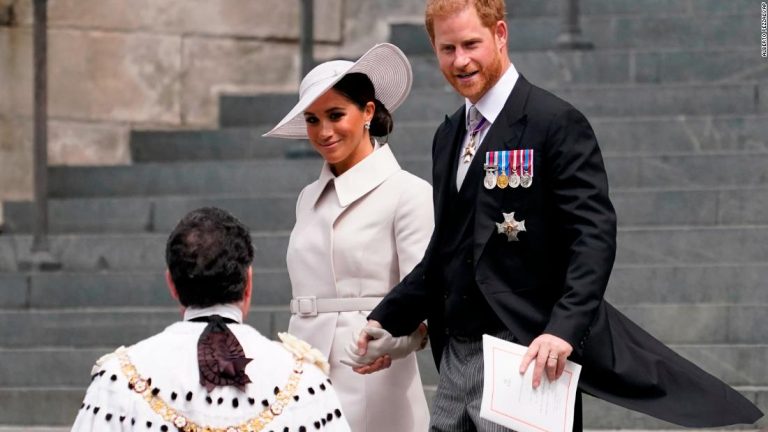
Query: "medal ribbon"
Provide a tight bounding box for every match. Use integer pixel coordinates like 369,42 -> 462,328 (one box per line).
511,150 -> 518,176
500,150 -> 508,176
523,149 -> 531,176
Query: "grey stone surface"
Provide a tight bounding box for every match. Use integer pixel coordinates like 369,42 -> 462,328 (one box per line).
0,388 -> 82,426
392,14 -> 757,54
410,48 -> 760,87
0,348 -> 108,387
13,0 -> 343,42
26,270 -> 289,308
620,304 -> 768,344
616,226 -> 768,266
130,127 -> 289,162
582,387 -> 767,428
0,115 -> 32,202
5,263 -> 767,310
7,187 -> 768,234
0,274 -> 27,308
3,195 -> 298,234
43,152 -> 768,199
506,0 -> 755,17
606,264 -> 768,304
0,307 -> 286,349
180,38 -> 299,126
2,225 -> 767,271
3,198 -> 153,233
718,188 -> 768,225
130,114 -> 768,163
0,232 -> 290,272
46,30 -> 183,124
219,93 -> 299,128
219,82 -> 764,127
607,153 -> 768,189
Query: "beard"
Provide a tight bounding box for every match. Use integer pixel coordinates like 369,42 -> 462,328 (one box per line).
443,49 -> 505,103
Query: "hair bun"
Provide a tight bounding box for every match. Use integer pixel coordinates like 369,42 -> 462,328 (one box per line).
369,99 -> 393,138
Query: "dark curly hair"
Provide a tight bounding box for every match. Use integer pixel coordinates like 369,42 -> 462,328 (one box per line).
165,207 -> 254,308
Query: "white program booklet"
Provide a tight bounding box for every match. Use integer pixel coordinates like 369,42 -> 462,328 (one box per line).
480,334 -> 582,432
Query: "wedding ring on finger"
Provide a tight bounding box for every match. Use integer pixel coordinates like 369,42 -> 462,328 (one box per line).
547,355 -> 558,361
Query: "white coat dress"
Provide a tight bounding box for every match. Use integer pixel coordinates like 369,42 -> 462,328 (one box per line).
286,144 -> 433,432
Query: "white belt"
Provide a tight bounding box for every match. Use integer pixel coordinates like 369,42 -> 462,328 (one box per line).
289,296 -> 384,317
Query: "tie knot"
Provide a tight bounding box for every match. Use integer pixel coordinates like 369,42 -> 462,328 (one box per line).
468,105 -> 483,130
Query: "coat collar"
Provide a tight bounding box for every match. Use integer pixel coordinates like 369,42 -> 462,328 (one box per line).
307,143 -> 401,208
183,303 -> 244,323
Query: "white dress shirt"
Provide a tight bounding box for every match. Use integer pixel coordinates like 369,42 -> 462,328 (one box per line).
456,62 -> 520,189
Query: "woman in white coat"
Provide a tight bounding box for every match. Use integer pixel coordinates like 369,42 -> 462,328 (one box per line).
263,43 -> 432,431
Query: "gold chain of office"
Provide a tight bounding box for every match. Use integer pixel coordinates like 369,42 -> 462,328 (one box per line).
117,350 -> 303,432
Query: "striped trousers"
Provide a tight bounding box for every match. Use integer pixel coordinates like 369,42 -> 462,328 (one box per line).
429,331 -> 583,432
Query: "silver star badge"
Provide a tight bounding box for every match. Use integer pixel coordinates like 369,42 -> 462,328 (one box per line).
496,212 -> 526,242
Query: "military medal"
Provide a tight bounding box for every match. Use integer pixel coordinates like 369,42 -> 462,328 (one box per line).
495,212 -> 526,242
497,151 -> 509,189
483,152 -> 498,190
509,150 -> 521,188
521,149 -> 533,188
463,116 -> 488,164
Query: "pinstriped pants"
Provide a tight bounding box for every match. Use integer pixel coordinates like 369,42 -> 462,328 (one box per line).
429,331 -> 517,432
429,331 -> 584,432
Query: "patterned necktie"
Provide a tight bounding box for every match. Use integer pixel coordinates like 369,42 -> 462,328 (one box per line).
463,105 -> 486,163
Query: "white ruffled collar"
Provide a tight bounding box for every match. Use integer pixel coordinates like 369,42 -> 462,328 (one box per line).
183,303 -> 243,323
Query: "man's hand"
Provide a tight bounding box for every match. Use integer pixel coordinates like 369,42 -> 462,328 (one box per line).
518,333 -> 573,388
350,320 -> 392,374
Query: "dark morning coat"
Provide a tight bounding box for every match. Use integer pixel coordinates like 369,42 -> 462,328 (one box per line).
369,76 -> 762,427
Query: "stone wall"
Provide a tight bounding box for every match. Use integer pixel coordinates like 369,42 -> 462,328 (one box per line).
1,0 -> 363,202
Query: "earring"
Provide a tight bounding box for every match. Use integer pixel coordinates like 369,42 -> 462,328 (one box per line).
364,121 -> 370,130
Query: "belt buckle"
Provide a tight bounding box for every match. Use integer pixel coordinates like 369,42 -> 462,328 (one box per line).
295,296 -> 318,317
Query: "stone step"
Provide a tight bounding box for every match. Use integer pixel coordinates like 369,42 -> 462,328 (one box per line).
394,84 -> 764,123
1,263 -> 766,310
580,390 -> 768,428
0,307 -> 290,349
0,269 -> 289,309
506,0 -> 754,18
218,82 -> 765,127
0,303 -> 765,350
129,114 -> 768,163
44,151 -> 768,198
2,194 -> 299,234
2,342 -> 765,389
6,186 -> 768,234
2,225 -> 768,272
410,48 -> 762,88
391,13 -> 756,55
130,127 -> 286,162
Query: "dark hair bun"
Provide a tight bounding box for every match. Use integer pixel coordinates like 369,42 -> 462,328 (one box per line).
369,99 -> 393,138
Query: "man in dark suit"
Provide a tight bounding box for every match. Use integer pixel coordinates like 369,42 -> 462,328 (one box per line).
353,0 -> 762,431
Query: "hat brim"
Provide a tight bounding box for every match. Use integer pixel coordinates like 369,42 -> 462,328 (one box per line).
263,43 -> 413,139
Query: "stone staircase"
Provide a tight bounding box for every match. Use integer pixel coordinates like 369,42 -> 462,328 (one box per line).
1,0 -> 766,428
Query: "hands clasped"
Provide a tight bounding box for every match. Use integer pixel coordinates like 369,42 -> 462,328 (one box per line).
342,321 -> 427,374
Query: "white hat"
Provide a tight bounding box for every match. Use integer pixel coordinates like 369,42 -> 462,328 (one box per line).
263,43 -> 413,139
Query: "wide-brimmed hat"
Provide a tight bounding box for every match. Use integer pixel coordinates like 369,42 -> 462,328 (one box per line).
263,43 -> 412,139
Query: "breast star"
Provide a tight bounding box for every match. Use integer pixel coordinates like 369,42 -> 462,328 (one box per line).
496,212 -> 526,242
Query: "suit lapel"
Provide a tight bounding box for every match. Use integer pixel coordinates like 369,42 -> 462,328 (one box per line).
432,109 -> 465,238
473,76 -> 532,264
